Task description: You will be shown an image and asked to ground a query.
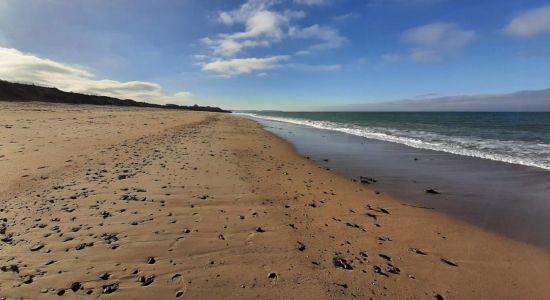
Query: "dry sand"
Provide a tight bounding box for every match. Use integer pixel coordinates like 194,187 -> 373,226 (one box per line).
1,102 -> 549,299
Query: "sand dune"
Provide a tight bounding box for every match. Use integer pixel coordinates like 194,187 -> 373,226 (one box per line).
1,102 -> 549,299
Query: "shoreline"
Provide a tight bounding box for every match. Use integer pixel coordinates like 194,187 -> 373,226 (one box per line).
238,112 -> 550,171
249,115 -> 550,249
1,102 -> 549,299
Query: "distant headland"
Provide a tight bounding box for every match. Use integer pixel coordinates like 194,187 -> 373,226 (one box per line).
0,79 -> 231,113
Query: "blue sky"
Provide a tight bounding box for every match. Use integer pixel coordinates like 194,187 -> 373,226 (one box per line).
1,0 -> 550,110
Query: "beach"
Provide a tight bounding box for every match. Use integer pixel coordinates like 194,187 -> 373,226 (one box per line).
1,102 -> 549,299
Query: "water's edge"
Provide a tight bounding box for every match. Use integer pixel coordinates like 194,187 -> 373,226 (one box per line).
238,112 -> 550,170
240,114 -> 550,249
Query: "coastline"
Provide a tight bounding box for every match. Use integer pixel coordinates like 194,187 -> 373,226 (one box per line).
250,115 -> 550,249
1,102 -> 549,299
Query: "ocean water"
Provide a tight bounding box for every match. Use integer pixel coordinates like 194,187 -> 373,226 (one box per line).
239,112 -> 550,170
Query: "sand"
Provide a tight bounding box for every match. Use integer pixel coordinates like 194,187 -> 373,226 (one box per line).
1,102 -> 549,299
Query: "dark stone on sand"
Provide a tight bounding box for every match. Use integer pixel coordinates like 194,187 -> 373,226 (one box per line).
268,272 -> 277,279
146,257 -> 156,264
139,275 -> 155,286
101,233 -> 119,244
102,283 -> 119,294
359,176 -> 377,184
297,241 -> 306,251
99,272 -> 111,280
373,265 -> 389,277
379,208 -> 390,214
70,282 -> 82,292
387,264 -> 401,274
333,257 -> 354,270
335,283 -> 348,289
75,242 -> 94,250
1,265 -> 19,273
379,254 -> 392,261
57,289 -> 66,296
426,189 -> 440,194
30,243 -> 45,251
435,294 -> 445,300
255,227 -> 265,233
441,258 -> 458,267
410,248 -> 428,255
22,275 -> 34,284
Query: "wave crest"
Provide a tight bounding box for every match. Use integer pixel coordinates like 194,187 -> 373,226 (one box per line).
238,113 -> 550,170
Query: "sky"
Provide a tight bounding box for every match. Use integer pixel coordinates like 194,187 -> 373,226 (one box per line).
1,0 -> 550,110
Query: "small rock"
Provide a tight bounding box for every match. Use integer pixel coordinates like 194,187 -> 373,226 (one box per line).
22,275 -> 34,284
379,254 -> 392,261
102,283 -> 119,294
333,257 -> 354,270
70,282 -> 81,292
441,258 -> 458,267
30,243 -> 45,252
139,275 -> 155,286
426,189 -> 440,194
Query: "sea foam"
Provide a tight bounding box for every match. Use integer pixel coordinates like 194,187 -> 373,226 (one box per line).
238,113 -> 550,170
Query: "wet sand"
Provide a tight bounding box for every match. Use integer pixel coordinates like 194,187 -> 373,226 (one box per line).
254,118 -> 550,249
1,102 -> 549,299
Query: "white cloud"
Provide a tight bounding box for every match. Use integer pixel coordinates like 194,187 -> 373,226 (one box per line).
290,24 -> 346,50
287,63 -> 342,71
200,55 -> 340,76
403,22 -> 475,49
201,55 -> 289,76
504,5 -> 550,37
205,0 -> 304,57
228,10 -> 286,40
199,0 -> 347,76
293,0 -> 330,6
401,22 -> 475,62
216,39 -> 245,57
218,12 -> 234,26
0,47 -> 192,105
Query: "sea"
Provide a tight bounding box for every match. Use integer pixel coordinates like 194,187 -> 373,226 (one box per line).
238,111 -> 550,249
239,112 -> 550,170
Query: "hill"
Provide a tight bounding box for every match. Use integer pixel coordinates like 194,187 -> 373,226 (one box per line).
0,79 -> 230,113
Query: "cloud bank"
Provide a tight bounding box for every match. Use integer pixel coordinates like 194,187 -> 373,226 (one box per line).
202,55 -> 289,76
317,89 -> 550,112
198,0 -> 345,76
382,22 -> 476,63
0,47 -> 192,104
504,5 -> 550,37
